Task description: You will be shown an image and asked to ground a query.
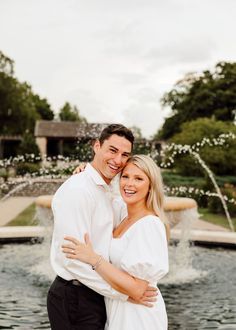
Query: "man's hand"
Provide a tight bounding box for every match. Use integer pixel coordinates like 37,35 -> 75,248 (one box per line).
73,162 -> 87,174
128,285 -> 158,307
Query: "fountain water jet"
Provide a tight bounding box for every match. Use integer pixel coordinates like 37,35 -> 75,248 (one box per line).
191,151 -> 235,232
160,133 -> 236,232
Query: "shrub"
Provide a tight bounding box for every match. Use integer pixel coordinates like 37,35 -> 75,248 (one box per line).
207,184 -> 236,216
170,118 -> 236,176
15,162 -> 40,176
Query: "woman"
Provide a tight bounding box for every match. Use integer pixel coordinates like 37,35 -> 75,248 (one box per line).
62,155 -> 169,330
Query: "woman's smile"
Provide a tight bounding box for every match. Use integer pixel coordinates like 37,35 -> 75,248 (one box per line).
120,163 -> 150,204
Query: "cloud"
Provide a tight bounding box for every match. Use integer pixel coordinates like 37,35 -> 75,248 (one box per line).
65,88 -> 121,124
122,88 -> 167,137
1,0 -> 236,141
112,72 -> 148,85
146,38 -> 216,68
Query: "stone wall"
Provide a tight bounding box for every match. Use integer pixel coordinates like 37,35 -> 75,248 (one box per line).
2,179 -> 65,198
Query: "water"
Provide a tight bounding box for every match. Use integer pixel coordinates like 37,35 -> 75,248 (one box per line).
0,243 -> 236,330
191,152 -> 235,232
0,243 -> 53,329
162,246 -> 236,330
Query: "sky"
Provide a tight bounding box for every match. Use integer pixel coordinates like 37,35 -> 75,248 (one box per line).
0,0 -> 236,137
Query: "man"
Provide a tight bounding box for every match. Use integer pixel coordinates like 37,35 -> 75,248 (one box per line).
47,124 -> 156,330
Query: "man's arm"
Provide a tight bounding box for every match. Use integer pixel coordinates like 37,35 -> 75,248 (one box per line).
51,184 -> 128,300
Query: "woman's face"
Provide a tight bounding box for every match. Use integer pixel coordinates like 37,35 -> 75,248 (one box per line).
120,162 -> 150,206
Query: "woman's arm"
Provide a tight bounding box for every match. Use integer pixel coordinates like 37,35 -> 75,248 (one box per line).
62,234 -> 152,302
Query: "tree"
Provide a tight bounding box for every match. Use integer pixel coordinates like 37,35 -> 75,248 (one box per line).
59,102 -> 87,122
0,50 -> 14,76
157,62 -> 236,140
0,50 -> 54,135
0,74 -> 39,134
17,131 -> 40,156
32,94 -> 54,120
170,118 -> 236,176
129,126 -> 143,139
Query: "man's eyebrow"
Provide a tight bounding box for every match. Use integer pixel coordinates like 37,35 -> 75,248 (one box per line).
109,145 -> 118,150
109,145 -> 131,155
123,151 -> 131,156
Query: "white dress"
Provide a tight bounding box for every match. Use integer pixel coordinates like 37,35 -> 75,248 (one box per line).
105,215 -> 169,330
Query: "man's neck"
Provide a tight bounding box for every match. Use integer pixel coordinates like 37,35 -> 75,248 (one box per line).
90,161 -> 111,185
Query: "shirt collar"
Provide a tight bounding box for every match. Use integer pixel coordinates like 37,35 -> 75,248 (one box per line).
85,163 -> 109,187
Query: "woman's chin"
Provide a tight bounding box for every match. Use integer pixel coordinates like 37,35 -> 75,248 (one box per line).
121,195 -> 135,204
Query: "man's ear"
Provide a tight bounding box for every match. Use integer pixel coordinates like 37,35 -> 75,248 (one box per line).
93,139 -> 100,154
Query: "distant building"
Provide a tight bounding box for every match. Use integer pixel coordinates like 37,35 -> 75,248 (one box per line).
0,135 -> 22,158
34,120 -> 164,159
34,120 -> 108,157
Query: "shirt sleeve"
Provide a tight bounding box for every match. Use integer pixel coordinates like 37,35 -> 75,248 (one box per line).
120,217 -> 169,284
51,183 -> 127,300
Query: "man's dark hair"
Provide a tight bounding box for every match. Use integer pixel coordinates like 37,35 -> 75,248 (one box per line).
99,124 -> 134,146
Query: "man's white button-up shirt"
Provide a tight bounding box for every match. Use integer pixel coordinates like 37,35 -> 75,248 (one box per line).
50,163 -> 127,300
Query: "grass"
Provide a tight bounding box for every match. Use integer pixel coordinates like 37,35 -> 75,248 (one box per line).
199,207 -> 236,230
7,203 -> 38,226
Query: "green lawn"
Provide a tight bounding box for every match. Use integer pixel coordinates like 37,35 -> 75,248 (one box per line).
199,207 -> 236,230
7,203 -> 38,226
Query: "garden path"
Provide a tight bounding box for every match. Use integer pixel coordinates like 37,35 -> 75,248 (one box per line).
0,197 -> 35,226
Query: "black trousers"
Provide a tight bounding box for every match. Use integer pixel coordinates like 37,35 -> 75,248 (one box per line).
47,276 -> 106,330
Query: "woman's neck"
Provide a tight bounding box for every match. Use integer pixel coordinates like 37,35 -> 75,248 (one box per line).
126,202 -> 152,221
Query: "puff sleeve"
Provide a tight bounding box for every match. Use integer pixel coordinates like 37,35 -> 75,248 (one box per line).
120,216 -> 169,284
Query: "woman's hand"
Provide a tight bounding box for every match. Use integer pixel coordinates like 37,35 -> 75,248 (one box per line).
61,234 -> 99,266
73,162 -> 87,174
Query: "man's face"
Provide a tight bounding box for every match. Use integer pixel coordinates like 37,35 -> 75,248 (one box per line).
92,134 -> 132,184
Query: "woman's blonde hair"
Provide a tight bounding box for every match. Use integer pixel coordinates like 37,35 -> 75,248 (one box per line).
126,154 -> 170,240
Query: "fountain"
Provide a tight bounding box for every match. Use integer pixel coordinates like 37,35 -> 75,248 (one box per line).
159,132 -> 236,232
1,189 -> 236,329
1,134 -> 236,329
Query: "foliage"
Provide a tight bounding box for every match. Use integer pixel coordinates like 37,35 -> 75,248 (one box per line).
207,184 -> 236,216
15,162 -> 41,176
129,126 -> 143,139
32,94 -> 54,120
0,74 -> 39,134
162,171 -> 205,188
0,50 -> 14,75
133,140 -> 152,155
0,50 -> 54,136
169,118 -> 236,175
157,62 -> 236,139
17,132 -> 40,156
59,102 -> 87,122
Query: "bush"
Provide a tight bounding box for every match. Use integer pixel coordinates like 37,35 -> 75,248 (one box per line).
15,162 -> 40,176
162,171 -> 205,188
170,118 -> 236,176
0,168 -> 8,180
207,184 -> 236,216
17,132 -> 40,156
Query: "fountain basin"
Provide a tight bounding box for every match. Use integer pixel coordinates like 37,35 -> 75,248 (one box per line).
1,195 -> 235,247
35,195 -> 197,211
35,195 -> 198,228
0,226 -> 45,243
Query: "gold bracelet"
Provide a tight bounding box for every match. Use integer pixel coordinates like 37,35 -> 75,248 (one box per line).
92,255 -> 103,270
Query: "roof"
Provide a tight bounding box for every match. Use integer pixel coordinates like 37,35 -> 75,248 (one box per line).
34,120 -> 109,139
